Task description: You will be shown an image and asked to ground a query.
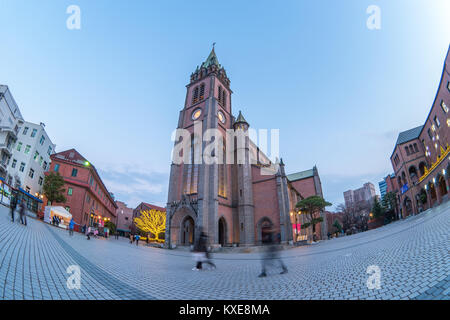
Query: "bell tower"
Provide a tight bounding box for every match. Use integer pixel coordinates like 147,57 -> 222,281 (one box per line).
166,46 -> 234,247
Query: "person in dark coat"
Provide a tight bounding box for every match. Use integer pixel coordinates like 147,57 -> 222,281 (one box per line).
18,199 -> 27,226
192,232 -> 216,271
10,196 -> 17,222
258,229 -> 287,278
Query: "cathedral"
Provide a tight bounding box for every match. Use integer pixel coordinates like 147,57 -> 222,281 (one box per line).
165,48 -> 327,247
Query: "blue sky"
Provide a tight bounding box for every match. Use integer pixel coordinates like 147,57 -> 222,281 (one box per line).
0,0 -> 449,210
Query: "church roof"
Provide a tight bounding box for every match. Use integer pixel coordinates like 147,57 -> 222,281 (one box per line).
395,125 -> 423,145
287,168 -> 315,182
234,110 -> 248,124
201,47 -> 222,69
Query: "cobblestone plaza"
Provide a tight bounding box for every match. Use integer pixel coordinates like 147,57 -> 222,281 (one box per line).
0,201 -> 448,300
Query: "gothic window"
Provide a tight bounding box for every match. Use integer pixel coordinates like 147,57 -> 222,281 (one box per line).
218,143 -> 227,198
222,90 -> 226,107
413,143 -> 419,153
183,134 -> 199,195
218,86 -> 222,103
199,83 -> 205,100
192,87 -> 199,104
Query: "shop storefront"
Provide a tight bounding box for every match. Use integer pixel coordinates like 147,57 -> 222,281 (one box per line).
0,178 -> 43,213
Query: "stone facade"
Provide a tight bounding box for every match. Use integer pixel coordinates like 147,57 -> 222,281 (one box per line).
390,45 -> 450,217
165,48 -> 321,247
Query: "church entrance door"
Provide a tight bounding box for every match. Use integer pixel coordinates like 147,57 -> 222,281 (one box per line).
182,216 -> 195,245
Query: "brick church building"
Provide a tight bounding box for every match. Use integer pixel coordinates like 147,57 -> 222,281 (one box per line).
165,48 -> 327,247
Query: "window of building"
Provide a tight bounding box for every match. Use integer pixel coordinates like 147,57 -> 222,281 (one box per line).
405,146 -> 410,156
39,135 -> 45,145
435,116 -> 441,128
54,164 -> 60,172
31,128 -> 37,137
38,177 -> 43,186
11,159 -> 17,168
47,146 -> 52,155
39,156 -> 43,165
16,142 -> 22,152
23,127 -> 28,135
86,194 -> 90,203
441,100 -> 449,113
68,188 -> 73,196
71,168 -> 78,177
26,186 -> 30,193
34,151 -> 39,161
448,81 -> 450,92
24,145 -> 31,154
65,207 -> 70,212
428,128 -> 433,139
43,161 -> 47,170
199,83 -> 205,100
447,119 -> 450,127
413,143 -> 419,153
19,162 -> 25,172
409,145 -> 414,154
192,86 -> 199,104
29,168 -> 34,179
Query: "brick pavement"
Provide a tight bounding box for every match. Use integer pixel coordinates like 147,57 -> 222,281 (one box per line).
0,200 -> 448,300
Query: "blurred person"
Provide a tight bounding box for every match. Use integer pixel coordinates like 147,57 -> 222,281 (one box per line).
18,199 -> 27,226
10,195 -> 17,222
192,231 -> 216,271
258,229 -> 287,278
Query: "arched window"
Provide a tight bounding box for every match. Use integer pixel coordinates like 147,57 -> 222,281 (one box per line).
192,87 -> 199,104
199,83 -> 205,100
183,134 -> 200,194
218,143 -> 227,197
218,86 -> 222,103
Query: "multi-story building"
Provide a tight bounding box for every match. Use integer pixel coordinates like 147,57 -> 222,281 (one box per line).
390,45 -> 450,217
115,201 -> 133,237
7,121 -> 55,196
44,149 -> 117,228
165,48 -> 326,247
343,182 -> 377,208
0,85 -> 24,181
379,179 -> 387,201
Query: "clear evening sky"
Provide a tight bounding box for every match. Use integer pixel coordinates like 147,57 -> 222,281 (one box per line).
0,0 -> 449,210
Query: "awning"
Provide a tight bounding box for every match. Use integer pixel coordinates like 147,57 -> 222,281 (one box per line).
48,206 -> 72,219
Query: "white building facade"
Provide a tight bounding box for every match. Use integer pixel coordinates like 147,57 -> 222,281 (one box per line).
0,85 -> 24,181
8,121 -> 56,197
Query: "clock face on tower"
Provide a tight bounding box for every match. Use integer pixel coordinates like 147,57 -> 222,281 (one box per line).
192,108 -> 202,120
218,110 -> 226,124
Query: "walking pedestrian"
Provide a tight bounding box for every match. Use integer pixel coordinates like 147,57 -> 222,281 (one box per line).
258,229 -> 287,278
10,196 -> 17,222
69,218 -> 75,236
135,234 -> 140,246
192,232 -> 216,271
18,199 -> 27,226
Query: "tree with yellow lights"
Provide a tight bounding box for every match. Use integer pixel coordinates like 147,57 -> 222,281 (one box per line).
134,209 -> 166,242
